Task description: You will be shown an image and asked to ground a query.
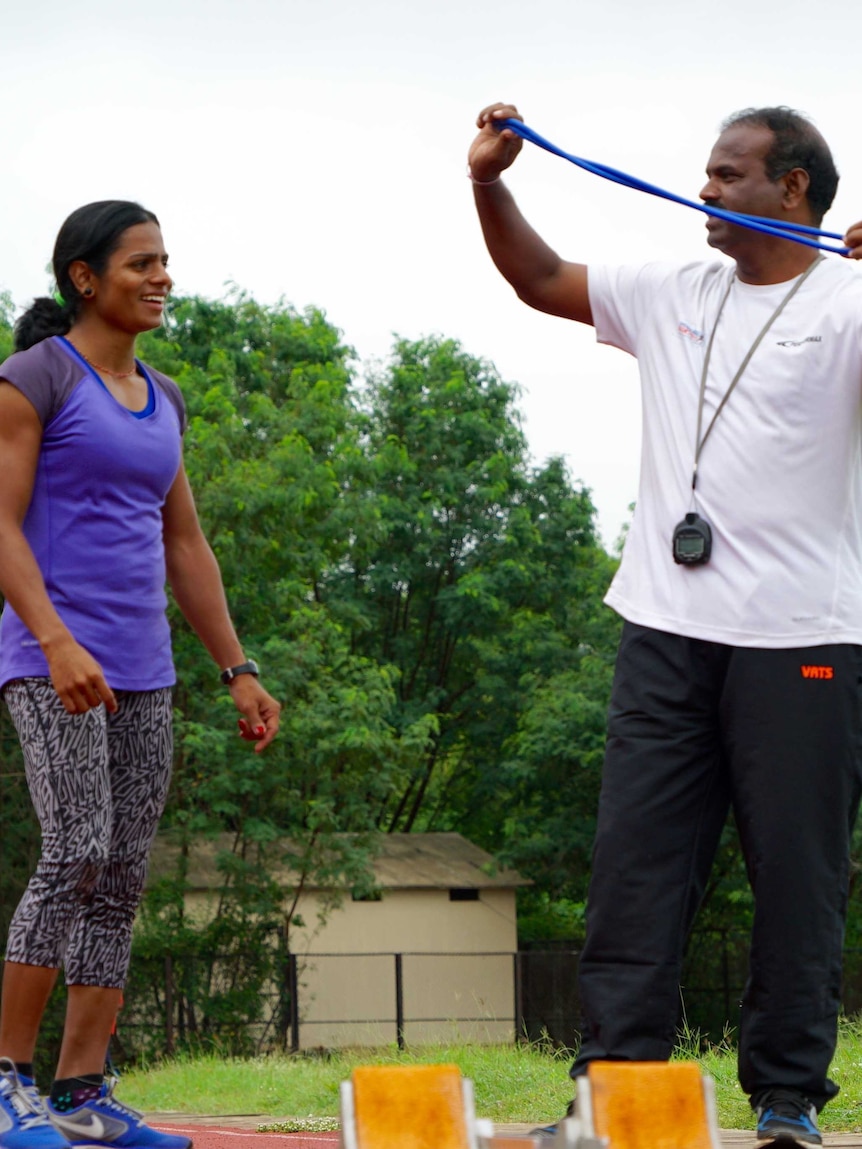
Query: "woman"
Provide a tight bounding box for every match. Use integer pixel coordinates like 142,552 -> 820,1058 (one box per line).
0,201 -> 281,1149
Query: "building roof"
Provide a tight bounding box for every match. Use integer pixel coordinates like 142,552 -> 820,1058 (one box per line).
148,831 -> 529,891
370,833 -> 529,889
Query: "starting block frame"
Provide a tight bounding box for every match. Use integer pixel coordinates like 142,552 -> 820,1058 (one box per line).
339,1060 -> 721,1149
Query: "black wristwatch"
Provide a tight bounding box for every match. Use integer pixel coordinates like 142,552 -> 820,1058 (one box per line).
220,659 -> 260,685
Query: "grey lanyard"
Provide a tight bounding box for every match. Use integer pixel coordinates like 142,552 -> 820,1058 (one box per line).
691,256 -> 824,491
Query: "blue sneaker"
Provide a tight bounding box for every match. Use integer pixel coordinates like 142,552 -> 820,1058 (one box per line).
0,1057 -> 71,1148
755,1089 -> 821,1147
47,1076 -> 192,1148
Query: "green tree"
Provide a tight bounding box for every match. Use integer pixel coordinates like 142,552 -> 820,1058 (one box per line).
433,457 -> 621,916
340,336 -> 533,832
331,337 -> 621,909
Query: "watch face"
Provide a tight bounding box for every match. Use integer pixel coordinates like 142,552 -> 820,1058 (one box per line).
221,660 -> 259,684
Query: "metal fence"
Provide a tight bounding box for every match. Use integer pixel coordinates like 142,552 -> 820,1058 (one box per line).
21,933 -> 862,1066
113,939 -> 740,1058
117,947 -> 525,1058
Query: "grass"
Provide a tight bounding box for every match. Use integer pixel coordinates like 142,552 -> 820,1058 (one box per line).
115,1021 -> 862,1132
117,1042 -> 577,1124
682,1018 -> 862,1133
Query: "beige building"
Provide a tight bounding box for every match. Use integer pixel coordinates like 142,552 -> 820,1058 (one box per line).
148,831 -> 529,1048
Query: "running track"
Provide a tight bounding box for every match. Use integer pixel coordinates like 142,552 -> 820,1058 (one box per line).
152,1124 -> 340,1149
150,1123 -> 836,1148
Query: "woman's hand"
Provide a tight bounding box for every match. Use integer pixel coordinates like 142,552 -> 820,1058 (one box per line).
229,674 -> 282,752
43,633 -> 118,715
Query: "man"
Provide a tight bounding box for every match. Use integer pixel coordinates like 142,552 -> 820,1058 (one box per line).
469,103 -> 862,1146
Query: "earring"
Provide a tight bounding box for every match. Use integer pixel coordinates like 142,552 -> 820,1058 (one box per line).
83,288 -> 94,297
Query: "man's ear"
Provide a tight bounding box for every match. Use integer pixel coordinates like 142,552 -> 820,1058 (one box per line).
781,167 -> 811,213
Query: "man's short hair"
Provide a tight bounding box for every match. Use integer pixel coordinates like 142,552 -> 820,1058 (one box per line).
722,106 -> 839,224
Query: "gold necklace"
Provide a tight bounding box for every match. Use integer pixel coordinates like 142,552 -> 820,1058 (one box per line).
69,341 -> 138,379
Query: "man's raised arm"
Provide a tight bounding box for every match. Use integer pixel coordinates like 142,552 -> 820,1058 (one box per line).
469,103 -> 593,326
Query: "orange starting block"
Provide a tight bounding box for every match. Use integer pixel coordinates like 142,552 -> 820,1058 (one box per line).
570,1061 -> 721,1149
340,1064 -> 479,1149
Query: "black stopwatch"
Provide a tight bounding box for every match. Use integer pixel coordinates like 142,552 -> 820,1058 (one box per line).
672,512 -> 712,566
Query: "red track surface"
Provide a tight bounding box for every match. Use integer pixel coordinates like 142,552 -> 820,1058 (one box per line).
153,1123 -> 340,1149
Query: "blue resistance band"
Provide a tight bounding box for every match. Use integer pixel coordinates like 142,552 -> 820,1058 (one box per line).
500,119 -> 849,257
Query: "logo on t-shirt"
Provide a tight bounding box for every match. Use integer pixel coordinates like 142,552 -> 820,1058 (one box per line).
776,336 -> 822,348
800,665 -> 834,680
677,322 -> 704,344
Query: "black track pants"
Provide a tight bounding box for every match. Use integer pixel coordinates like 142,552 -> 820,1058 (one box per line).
571,623 -> 862,1109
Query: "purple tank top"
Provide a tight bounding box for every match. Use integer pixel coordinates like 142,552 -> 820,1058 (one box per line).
0,337 -> 186,691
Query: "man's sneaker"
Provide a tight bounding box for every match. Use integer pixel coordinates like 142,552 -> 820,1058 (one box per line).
531,1098 -> 576,1139
0,1057 -> 71,1149
47,1076 -> 192,1148
755,1088 -> 821,1147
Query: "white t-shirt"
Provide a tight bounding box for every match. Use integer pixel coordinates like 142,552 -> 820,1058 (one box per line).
589,256 -> 862,648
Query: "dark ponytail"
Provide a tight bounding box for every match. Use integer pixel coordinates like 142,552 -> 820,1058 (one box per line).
14,296 -> 76,352
14,200 -> 160,352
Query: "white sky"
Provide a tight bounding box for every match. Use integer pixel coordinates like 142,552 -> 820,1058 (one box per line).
3,0 -> 862,546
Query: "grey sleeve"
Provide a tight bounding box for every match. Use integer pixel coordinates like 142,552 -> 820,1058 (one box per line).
147,367 -> 188,434
0,342 -> 65,425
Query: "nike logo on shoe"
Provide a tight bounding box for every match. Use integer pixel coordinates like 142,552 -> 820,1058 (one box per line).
50,1111 -> 107,1139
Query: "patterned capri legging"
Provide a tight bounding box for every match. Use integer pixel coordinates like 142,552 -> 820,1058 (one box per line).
3,679 -> 173,988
